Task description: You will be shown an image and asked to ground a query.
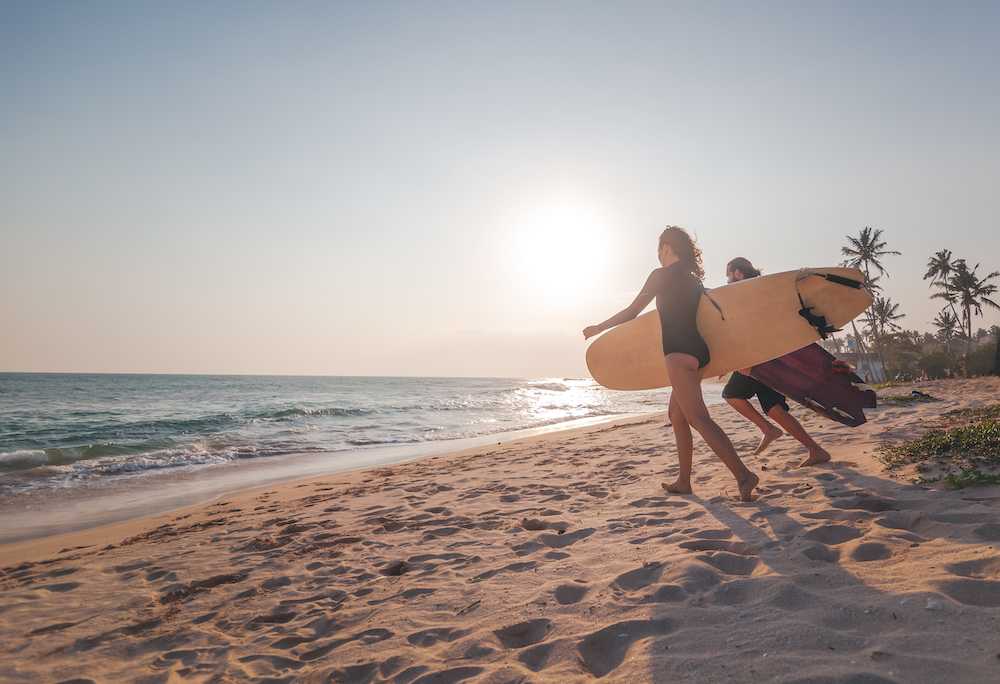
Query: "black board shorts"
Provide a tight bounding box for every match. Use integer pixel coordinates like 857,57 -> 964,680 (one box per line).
722,372 -> 790,415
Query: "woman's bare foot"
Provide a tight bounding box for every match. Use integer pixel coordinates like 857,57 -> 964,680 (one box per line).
798,447 -> 831,467
662,480 -> 693,495
754,427 -> 784,455
737,472 -> 759,502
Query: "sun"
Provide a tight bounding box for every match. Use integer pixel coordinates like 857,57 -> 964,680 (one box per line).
513,201 -> 611,304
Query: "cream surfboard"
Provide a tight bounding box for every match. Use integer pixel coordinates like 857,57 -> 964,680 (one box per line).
586,267 -> 872,391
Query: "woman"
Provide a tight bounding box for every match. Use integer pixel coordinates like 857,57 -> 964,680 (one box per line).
583,227 -> 758,501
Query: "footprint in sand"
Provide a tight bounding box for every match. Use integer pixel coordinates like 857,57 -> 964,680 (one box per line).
663,562 -> 722,594
695,551 -> 760,576
804,524 -> 864,545
611,562 -> 665,593
554,582 -> 589,604
577,619 -> 675,678
493,618 -> 551,648
944,556 -> 1000,579
847,541 -> 892,562
519,518 -> 568,532
974,523 -> 1000,541
407,627 -> 468,647
538,528 -> 595,549
470,561 -> 537,583
933,577 -> 1000,607
802,543 -> 841,563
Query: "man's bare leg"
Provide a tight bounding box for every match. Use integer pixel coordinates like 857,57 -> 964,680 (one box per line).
767,407 -> 831,467
725,397 -> 784,454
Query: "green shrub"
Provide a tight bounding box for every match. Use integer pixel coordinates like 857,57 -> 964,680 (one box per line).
917,350 -> 950,379
966,342 -> 997,377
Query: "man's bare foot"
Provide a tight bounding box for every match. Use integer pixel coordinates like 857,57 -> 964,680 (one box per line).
737,472 -> 759,502
798,447 -> 831,467
662,480 -> 693,495
754,426 -> 784,455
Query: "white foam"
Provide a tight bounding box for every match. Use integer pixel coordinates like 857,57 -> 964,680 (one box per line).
0,449 -> 48,466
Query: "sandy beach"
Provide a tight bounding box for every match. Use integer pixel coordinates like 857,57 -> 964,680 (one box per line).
3,377 -> 1000,683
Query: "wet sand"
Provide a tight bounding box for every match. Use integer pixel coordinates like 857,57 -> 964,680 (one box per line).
2,377 -> 1000,683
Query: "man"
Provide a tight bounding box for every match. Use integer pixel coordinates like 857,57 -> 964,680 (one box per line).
722,258 -> 832,467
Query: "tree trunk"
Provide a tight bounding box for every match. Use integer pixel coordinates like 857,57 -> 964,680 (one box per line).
963,307 -> 972,378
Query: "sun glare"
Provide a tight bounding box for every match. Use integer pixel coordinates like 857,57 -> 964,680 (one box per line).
513,202 -> 611,304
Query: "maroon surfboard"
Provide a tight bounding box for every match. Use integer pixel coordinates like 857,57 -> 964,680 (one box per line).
748,344 -> 876,427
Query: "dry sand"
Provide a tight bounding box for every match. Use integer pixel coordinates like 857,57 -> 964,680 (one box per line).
2,377 -> 1000,683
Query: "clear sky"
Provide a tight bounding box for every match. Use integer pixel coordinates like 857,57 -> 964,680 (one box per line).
2,1 -> 999,378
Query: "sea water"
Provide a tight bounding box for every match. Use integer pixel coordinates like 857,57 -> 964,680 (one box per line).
0,373 -> 723,543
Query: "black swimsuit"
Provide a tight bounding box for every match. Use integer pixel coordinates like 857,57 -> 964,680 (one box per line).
647,263 -> 711,368
596,262 -> 711,369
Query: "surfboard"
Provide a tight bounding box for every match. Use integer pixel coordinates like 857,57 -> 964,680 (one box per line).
585,267 -> 872,391
748,343 -> 877,427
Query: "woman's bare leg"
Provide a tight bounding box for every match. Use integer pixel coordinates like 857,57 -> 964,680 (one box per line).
665,354 -> 759,501
663,391 -> 693,494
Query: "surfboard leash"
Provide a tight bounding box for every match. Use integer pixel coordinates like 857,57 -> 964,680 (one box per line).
796,293 -> 839,339
701,290 -> 725,320
793,270 -> 863,339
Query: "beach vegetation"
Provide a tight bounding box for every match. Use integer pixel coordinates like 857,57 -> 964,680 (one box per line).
877,393 -> 939,405
917,470 -> 1000,489
877,403 -> 1000,482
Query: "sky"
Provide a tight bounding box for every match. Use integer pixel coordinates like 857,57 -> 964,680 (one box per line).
2,1 -> 999,378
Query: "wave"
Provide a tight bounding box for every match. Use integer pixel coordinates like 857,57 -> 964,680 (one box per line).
529,382 -> 570,392
0,374 -> 675,494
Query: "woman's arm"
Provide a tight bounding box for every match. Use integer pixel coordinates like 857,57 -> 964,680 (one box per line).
583,271 -> 658,339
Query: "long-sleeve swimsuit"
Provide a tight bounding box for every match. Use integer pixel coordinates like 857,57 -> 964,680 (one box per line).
600,262 -> 711,369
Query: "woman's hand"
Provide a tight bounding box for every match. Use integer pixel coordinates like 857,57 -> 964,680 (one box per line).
583,325 -> 602,340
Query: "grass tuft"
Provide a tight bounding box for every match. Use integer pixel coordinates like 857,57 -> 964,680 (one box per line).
877,403 -> 1000,486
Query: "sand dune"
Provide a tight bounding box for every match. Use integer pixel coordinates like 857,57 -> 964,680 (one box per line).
2,377 -> 1000,683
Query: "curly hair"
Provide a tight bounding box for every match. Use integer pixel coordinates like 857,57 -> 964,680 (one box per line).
658,226 -> 704,281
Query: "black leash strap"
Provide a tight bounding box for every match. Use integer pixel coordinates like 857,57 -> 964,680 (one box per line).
797,293 -> 839,339
702,290 -> 724,320
820,273 -> 863,289
795,271 -> 863,290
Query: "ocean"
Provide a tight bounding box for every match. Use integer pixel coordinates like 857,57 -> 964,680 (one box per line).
0,373 -> 723,544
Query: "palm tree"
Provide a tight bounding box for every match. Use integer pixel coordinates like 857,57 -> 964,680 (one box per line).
841,227 -> 901,288
925,249 -> 961,320
933,260 -> 1000,377
841,227 -> 900,380
924,249 -> 955,287
869,297 -> 904,339
931,310 -> 962,356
